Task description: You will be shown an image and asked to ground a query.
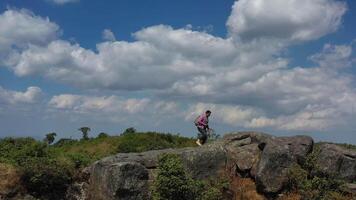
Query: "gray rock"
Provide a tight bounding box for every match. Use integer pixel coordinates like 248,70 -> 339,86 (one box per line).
226,143 -> 261,177
255,135 -> 313,194
87,162 -> 149,200
86,142 -> 227,200
223,132 -> 272,178
224,131 -> 273,145
315,143 -> 356,182
65,182 -> 88,200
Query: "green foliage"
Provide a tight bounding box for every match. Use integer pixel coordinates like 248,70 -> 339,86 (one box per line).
78,127 -> 91,140
66,152 -> 93,169
287,145 -> 348,200
0,137 -> 72,199
44,132 -> 57,145
54,138 -> 77,147
0,137 -> 48,165
153,154 -> 198,200
117,132 -> 195,153
122,127 -> 137,135
0,131 -> 196,199
97,132 -> 109,138
337,143 -> 356,151
21,158 -> 72,199
199,178 -> 229,200
152,154 -> 228,200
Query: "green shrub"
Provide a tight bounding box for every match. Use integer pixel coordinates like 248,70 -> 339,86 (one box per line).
97,132 -> 109,139
54,138 -> 77,147
21,158 -> 72,199
66,152 -> 93,169
287,146 -> 348,200
0,137 -> 73,199
152,154 -> 228,200
153,154 -> 199,200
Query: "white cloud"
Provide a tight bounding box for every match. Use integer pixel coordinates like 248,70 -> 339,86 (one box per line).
227,0 -> 347,43
0,9 -> 59,67
48,94 -> 179,115
1,0 -> 356,134
310,43 -> 353,68
0,86 -> 42,105
102,29 -> 116,41
46,0 -> 79,5
185,103 -> 261,127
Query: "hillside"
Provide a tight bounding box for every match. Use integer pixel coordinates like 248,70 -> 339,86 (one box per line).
0,131 -> 355,200
0,130 -> 196,200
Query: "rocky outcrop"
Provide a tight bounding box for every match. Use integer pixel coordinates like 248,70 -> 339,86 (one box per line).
315,143 -> 356,181
88,162 -> 149,200
67,131 -> 356,200
85,141 -> 227,200
255,136 -> 313,194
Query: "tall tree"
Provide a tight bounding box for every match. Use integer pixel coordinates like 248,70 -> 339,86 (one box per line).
78,127 -> 91,140
44,132 -> 57,145
123,127 -> 136,135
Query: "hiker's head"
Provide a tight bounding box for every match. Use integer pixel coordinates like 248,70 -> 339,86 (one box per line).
206,110 -> 211,117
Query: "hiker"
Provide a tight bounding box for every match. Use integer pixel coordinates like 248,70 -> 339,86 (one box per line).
194,110 -> 211,146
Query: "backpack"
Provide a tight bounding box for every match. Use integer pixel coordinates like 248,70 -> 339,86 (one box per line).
194,115 -> 200,126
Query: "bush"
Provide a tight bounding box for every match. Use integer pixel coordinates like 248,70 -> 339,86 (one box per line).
152,154 -> 228,200
54,138 -> 77,147
97,132 -> 109,139
66,152 -> 93,169
0,137 -> 73,199
153,154 -> 198,200
21,158 -> 72,199
287,146 -> 348,200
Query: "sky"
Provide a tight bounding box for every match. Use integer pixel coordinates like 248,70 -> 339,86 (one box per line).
0,0 -> 355,143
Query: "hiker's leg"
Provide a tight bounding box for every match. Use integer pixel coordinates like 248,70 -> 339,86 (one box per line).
197,127 -> 205,141
198,127 -> 208,145
201,131 -> 208,144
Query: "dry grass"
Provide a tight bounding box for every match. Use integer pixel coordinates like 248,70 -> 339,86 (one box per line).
0,163 -> 22,195
276,192 -> 301,200
230,177 -> 266,200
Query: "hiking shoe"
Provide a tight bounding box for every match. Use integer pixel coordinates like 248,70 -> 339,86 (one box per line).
196,140 -> 202,146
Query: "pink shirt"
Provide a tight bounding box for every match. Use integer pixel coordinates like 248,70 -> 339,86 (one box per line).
197,113 -> 209,129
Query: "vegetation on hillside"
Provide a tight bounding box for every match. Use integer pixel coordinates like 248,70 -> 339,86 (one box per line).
0,128 -> 196,199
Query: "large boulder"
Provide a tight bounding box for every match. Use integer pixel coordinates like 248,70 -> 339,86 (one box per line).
86,142 -> 227,200
315,143 -> 356,182
223,132 -> 272,177
255,135 -> 313,194
87,162 -> 149,200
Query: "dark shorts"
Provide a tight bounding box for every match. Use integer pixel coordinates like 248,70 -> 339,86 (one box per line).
197,127 -> 208,144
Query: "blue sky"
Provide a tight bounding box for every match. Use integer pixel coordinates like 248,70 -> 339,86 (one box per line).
0,0 -> 355,144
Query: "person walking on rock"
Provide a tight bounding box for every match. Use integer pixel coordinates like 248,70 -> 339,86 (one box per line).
194,110 -> 211,146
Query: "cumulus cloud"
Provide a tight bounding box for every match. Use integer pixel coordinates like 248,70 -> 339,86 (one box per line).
49,94 -> 177,115
310,43 -> 354,68
0,9 -> 59,66
102,29 -> 116,41
1,0 -> 356,134
0,86 -> 42,105
185,103 -> 261,126
227,0 -> 347,43
46,0 -> 79,5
